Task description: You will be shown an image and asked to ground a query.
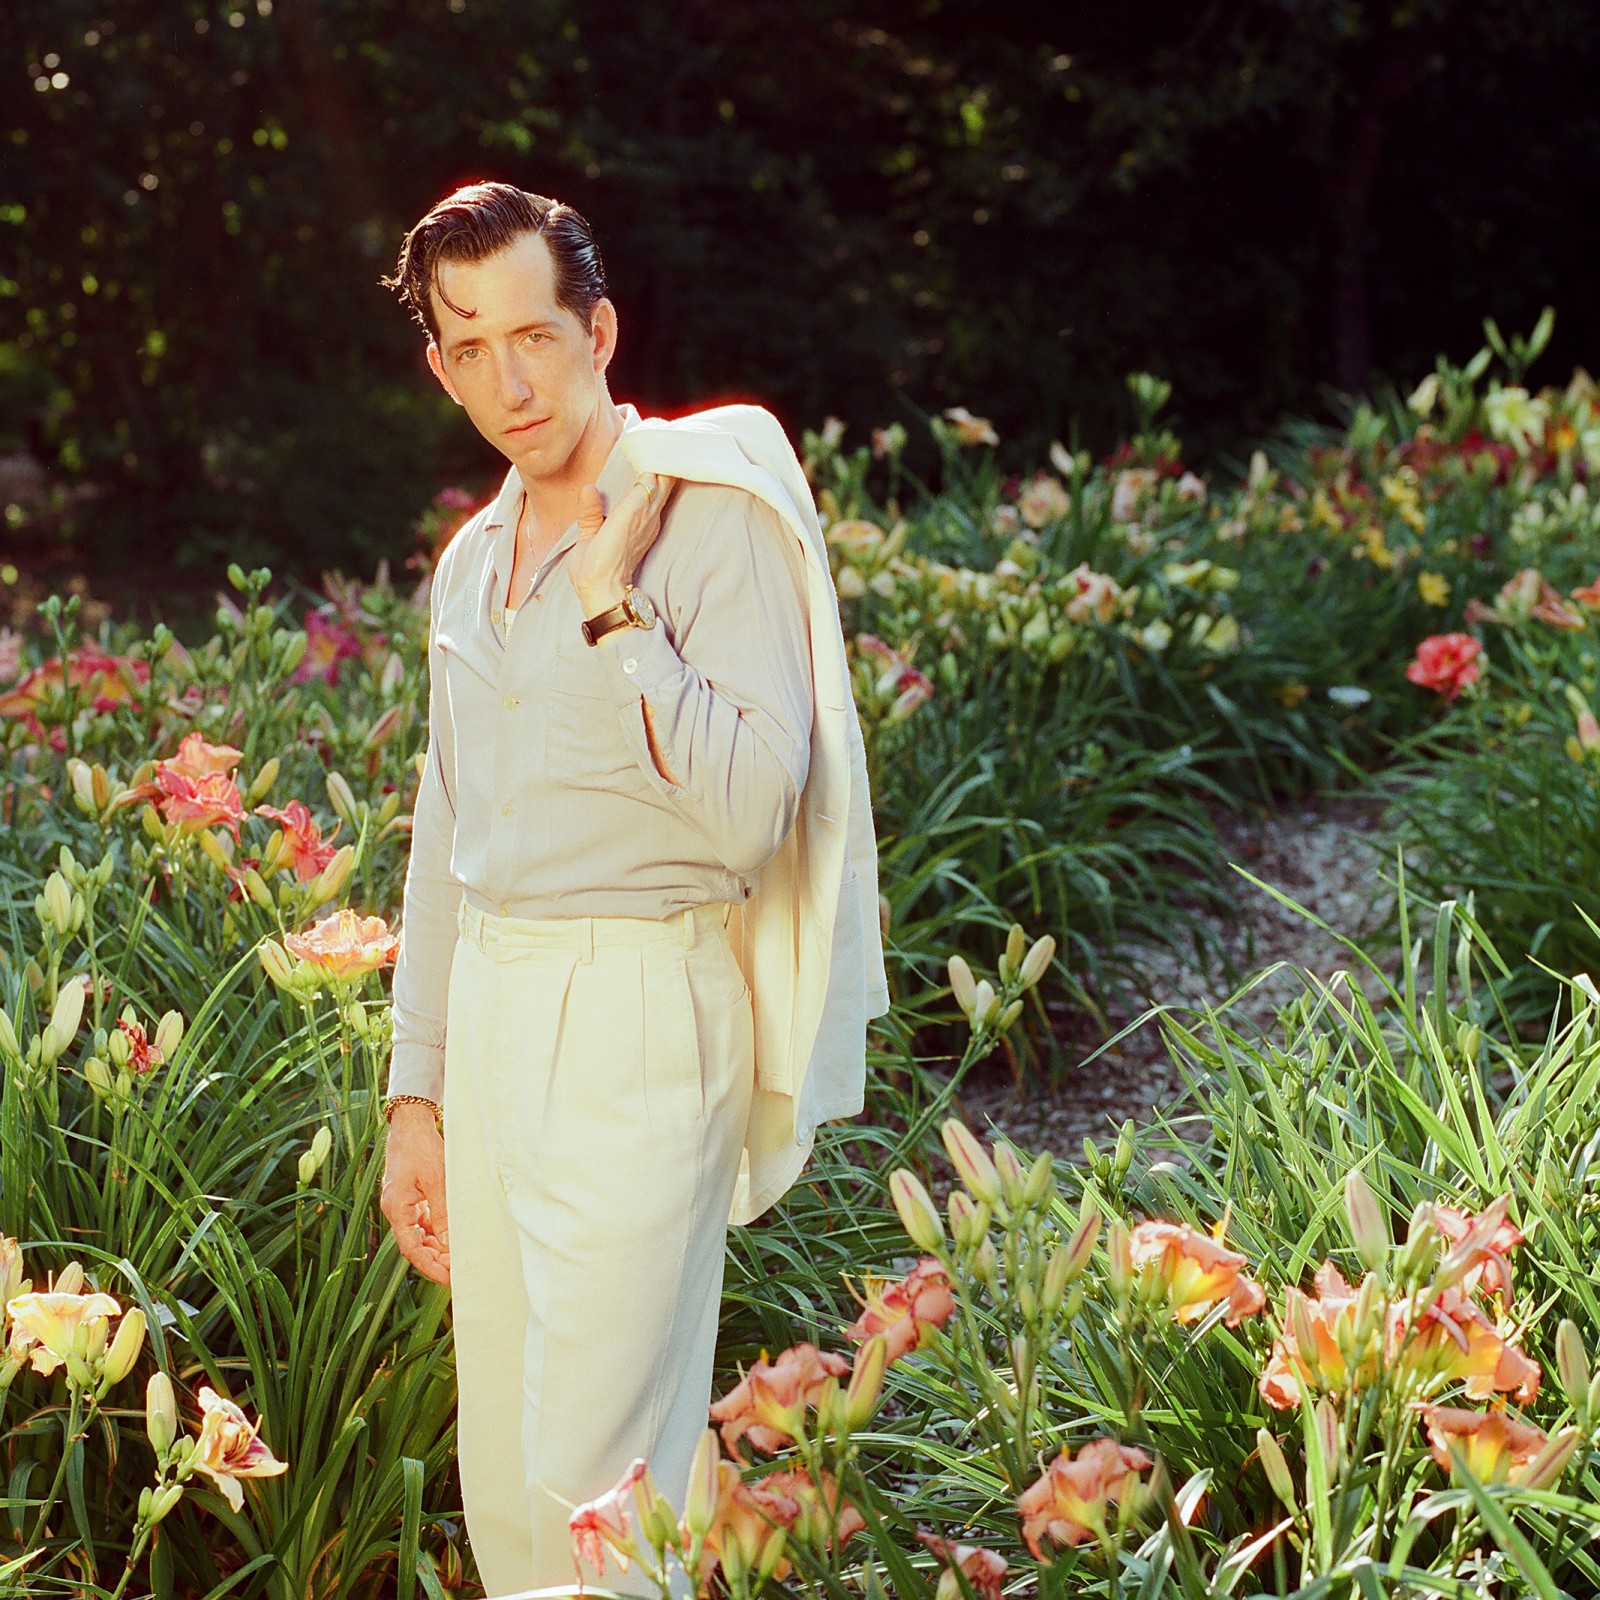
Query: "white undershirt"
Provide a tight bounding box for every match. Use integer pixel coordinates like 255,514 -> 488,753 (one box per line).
503,605 -> 518,635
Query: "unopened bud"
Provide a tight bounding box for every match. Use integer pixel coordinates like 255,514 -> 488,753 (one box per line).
947,955 -> 978,1020
844,1334 -> 888,1430
994,1143 -> 1026,1208
43,873 -> 73,936
994,998 -> 1024,1032
1256,1428 -> 1297,1512
889,1168 -> 945,1253
1456,1022 -> 1480,1060
1017,1280 -> 1038,1323
1060,1208 -> 1101,1283
363,705 -> 404,751
55,1262 -> 84,1295
972,1236 -> 999,1289
971,979 -> 998,1028
1314,1398 -> 1344,1479
1556,1320 -> 1589,1413
258,938 -> 298,989
1022,1151 -> 1054,1208
942,1119 -> 1001,1206
142,803 -> 167,843
244,757 -> 281,806
101,1307 -> 146,1387
68,759 -> 97,814
297,1150 -> 319,1187
1344,1169 -> 1389,1273
308,845 -> 354,905
153,1011 -> 183,1059
1521,1427 -> 1581,1491
1107,1219 -> 1133,1299
244,867 -> 274,909
197,829 -> 233,874
149,1484 -> 185,1524
1113,1120 -> 1135,1182
326,772 -> 358,826
84,1057 -> 113,1098
999,923 -> 1026,983
1019,934 -> 1056,989
0,1010 -> 19,1064
684,1430 -> 721,1540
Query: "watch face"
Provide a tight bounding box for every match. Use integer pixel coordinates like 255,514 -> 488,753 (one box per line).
626,589 -> 657,628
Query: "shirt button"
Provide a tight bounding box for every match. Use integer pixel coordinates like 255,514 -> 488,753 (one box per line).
622,657 -> 638,675
504,694 -> 518,710
500,801 -> 515,818
498,904 -> 510,917
491,608 -> 503,627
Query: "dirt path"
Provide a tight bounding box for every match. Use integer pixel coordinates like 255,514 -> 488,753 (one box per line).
959,798 -> 1397,1160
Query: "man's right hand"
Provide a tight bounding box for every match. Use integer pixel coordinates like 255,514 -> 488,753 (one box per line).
381,1104 -> 451,1285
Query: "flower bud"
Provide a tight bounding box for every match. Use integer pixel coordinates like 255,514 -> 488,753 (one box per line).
107,1026 -> 131,1066
1314,1398 -> 1344,1479
43,873 -> 73,936
1456,1022 -> 1480,1060
0,1010 -> 19,1064
308,845 -> 354,905
197,828 -> 233,874
310,1125 -> 333,1169
1256,1428 -> 1298,1512
1394,1203 -> 1440,1286
381,651 -> 405,694
972,1236 -> 999,1290
258,938 -> 298,989
947,1189 -> 978,1245
889,1169 -> 944,1253
947,955 -> 978,1020
68,758 -> 98,815
153,1011 -> 184,1060
1587,1368 -> 1600,1425
684,1430 -> 720,1540
1017,1280 -> 1039,1323
1113,1120 -> 1135,1182
55,1261 -> 84,1296
325,771 -> 358,826
1060,1208 -> 1101,1283
999,923 -> 1026,983
363,705 -> 404,752
756,1526 -> 788,1585
994,998 -> 1024,1032
66,1352 -> 95,1389
244,757 -> 281,806
243,867 -> 274,909
138,1486 -> 153,1523
1107,1219 -> 1133,1300
1042,1244 -> 1073,1313
1022,1150 -> 1054,1208
149,1483 -> 185,1524
142,802 -> 168,844
942,1120 -> 1001,1206
844,1334 -> 888,1430
1019,934 -> 1056,989
344,999 -> 369,1038
115,1069 -> 133,1098
994,1143 -> 1026,1208
1344,1169 -> 1389,1273
297,1150 -> 319,1187
1522,1427 -> 1581,1491
101,1307 -> 146,1386
51,976 -> 86,1043
1556,1320 -> 1589,1413
971,979 -> 997,1028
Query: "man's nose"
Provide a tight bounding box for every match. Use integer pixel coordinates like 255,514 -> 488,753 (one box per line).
497,355 -> 534,410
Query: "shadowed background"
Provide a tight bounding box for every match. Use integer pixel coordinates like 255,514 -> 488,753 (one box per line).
2,0 -> 1597,576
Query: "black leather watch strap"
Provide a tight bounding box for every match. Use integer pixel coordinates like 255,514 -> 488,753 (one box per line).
581,601 -> 632,645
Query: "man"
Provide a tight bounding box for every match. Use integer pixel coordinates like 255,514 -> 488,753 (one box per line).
379,183 -> 887,1597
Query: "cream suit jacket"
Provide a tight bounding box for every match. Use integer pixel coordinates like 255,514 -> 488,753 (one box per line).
621,406 -> 891,1223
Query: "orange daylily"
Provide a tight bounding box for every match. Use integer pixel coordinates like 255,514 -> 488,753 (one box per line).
1018,1438 -> 1152,1560
1430,1195 -> 1523,1299
0,649 -> 148,719
843,1258 -> 956,1362
918,1534 -> 1009,1600
255,801 -> 340,882
283,910 -> 400,982
708,1342 -> 850,1457
760,1466 -> 864,1553
1126,1219 -> 1266,1326
162,732 -> 242,781
154,768 -> 246,840
1417,1405 -> 1546,1483
190,1387 -> 289,1511
692,1460 -> 801,1591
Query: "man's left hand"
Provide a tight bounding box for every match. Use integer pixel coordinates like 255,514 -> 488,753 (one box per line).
568,473 -> 677,615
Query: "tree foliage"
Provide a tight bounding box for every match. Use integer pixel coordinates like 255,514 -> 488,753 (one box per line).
1,0 -> 1596,572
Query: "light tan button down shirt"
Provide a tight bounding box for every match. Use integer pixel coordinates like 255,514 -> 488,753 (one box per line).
388,405 -> 815,1104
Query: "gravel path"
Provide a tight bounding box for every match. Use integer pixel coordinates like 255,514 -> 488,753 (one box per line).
958,798 -> 1397,1161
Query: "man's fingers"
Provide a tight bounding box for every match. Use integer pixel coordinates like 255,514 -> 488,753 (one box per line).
577,483 -> 606,538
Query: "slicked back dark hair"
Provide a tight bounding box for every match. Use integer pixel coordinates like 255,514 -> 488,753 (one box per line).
383,182 -> 607,342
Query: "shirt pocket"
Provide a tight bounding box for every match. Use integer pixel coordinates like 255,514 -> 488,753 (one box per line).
547,641 -> 655,795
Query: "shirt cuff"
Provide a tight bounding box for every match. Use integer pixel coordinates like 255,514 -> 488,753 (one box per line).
594,617 -> 684,698
386,1038 -> 446,1106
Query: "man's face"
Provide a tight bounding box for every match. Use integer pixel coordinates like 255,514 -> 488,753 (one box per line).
425,230 -> 616,483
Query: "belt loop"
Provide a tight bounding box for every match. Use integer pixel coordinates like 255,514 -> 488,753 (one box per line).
475,904 -> 487,954
580,917 -> 594,964
681,907 -> 695,950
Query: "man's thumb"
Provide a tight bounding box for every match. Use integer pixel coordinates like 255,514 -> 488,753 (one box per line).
577,484 -> 605,538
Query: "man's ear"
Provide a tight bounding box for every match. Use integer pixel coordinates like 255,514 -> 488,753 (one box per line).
426,342 -> 463,406
591,298 -> 618,378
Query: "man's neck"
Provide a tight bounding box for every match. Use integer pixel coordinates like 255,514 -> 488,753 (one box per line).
515,395 -> 625,540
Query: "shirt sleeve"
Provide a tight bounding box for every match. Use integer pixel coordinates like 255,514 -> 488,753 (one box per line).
387,589 -> 465,1105
594,485 -> 814,880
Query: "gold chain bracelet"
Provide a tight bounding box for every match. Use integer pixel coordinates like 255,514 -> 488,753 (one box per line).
384,1094 -> 442,1125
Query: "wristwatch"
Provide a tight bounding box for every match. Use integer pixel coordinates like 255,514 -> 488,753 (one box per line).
581,584 -> 658,646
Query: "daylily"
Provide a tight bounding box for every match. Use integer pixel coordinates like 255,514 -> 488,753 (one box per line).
569,1456 -> 647,1576
7,1289 -> 123,1378
1417,1405 -> 1546,1483
0,648 -> 148,720
1125,1219 -> 1266,1326
190,1387 -> 289,1511
708,1342 -> 850,1457
161,732 -> 242,781
1405,634 -> 1481,701
154,768 -> 246,840
1111,469 -> 1158,523
0,1236 -> 28,1311
1430,1195 -> 1523,1298
1064,564 -> 1123,624
1018,472 -> 1071,529
692,1460 -> 801,1591
292,609 -> 362,687
114,1017 -> 164,1076
942,407 -> 999,448
843,1258 -> 955,1363
917,1534 -> 1009,1600
1018,1438 -> 1152,1560
760,1466 -> 864,1553
283,909 -> 400,983
255,801 -> 340,882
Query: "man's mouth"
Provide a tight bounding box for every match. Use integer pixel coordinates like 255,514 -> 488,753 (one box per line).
505,416 -> 551,438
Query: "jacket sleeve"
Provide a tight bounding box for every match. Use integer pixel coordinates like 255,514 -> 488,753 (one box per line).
593,484 -> 813,879
387,589 -> 464,1104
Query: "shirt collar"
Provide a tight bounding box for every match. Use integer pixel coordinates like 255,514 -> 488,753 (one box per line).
483,404 -> 645,586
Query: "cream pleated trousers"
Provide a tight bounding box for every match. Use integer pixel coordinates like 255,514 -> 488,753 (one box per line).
444,899 -> 755,1599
